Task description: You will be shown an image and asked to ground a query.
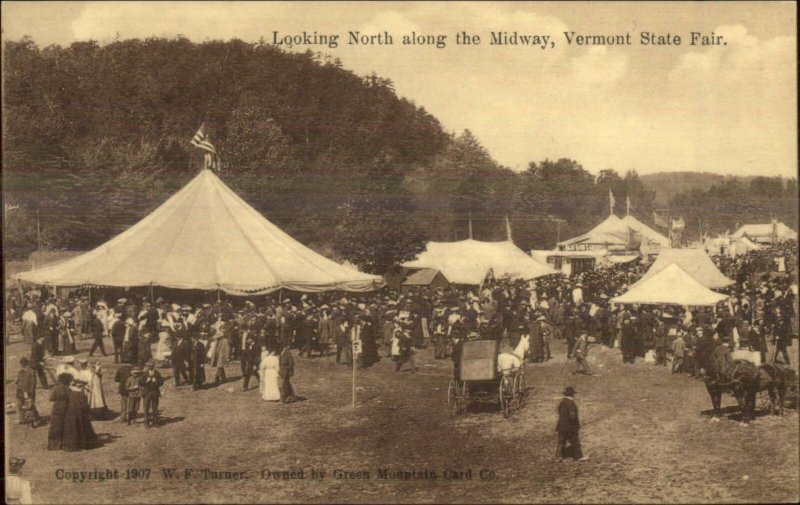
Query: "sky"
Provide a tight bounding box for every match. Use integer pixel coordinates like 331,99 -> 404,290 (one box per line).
3,1 -> 797,177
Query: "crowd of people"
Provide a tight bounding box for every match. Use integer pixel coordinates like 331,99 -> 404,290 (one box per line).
8,240 -> 798,451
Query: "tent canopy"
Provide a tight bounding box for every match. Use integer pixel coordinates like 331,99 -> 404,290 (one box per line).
612,263 -> 728,306
636,248 -> 734,289
13,169 -> 384,294
403,239 -> 558,285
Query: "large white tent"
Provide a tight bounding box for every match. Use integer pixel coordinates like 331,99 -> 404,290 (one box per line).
13,169 -> 384,294
636,248 -> 734,289
612,263 -> 728,306
403,239 -> 558,285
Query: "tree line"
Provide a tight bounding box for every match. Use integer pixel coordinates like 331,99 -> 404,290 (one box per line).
3,37 -> 796,271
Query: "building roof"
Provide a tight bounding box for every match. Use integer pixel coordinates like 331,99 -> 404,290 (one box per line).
402,268 -> 447,286
14,169 -> 384,294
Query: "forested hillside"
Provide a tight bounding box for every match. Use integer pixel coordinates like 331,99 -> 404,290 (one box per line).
3,37 -> 797,270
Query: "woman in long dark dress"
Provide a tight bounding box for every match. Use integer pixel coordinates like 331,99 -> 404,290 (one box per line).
62,380 -> 97,451
48,373 -> 72,450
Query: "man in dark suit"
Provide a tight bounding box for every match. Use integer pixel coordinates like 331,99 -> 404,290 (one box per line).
172,332 -> 192,387
30,336 -> 49,388
15,357 -> 39,426
114,362 -> 133,422
88,313 -> 108,357
556,386 -> 586,461
240,332 -> 259,391
278,345 -> 295,403
141,359 -> 164,428
110,314 -> 126,364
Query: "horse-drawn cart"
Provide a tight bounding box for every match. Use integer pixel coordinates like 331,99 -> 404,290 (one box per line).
447,339 -> 526,418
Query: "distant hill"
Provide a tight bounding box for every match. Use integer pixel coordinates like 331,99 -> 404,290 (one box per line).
640,172 -> 752,203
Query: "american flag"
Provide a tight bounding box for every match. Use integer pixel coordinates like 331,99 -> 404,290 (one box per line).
190,124 -> 217,155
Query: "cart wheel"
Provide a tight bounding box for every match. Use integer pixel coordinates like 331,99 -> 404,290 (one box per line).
447,379 -> 457,410
458,382 -> 469,414
500,375 -> 514,418
515,372 -> 527,408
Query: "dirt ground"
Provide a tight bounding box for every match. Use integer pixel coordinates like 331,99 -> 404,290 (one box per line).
4,331 -> 799,504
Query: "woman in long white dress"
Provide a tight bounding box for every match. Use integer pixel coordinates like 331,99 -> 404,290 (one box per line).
87,361 -> 108,416
258,349 -> 281,401
155,313 -> 173,363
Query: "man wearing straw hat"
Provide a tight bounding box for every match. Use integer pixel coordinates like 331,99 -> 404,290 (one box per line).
6,457 -> 32,504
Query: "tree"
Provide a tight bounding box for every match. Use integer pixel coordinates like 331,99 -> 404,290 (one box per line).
335,156 -> 427,274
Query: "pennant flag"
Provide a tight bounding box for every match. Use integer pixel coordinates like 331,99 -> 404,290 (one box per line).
505,215 -> 513,242
609,189 -> 616,215
653,211 -> 669,228
191,124 -> 217,155
626,195 -> 632,216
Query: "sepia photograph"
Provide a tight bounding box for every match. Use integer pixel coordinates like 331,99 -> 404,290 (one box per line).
2,1 -> 798,503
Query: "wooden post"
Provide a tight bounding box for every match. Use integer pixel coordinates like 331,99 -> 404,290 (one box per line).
352,336 -> 361,407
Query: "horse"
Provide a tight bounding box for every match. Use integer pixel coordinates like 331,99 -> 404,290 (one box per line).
498,334 -> 529,375
704,359 -> 759,421
705,359 -> 797,423
735,363 -> 798,422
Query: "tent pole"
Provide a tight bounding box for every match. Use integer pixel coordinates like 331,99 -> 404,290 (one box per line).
149,283 -> 154,303
217,285 -> 221,303
279,289 -> 283,303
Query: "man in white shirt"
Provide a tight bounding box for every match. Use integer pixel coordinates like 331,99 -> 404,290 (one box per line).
6,457 -> 32,504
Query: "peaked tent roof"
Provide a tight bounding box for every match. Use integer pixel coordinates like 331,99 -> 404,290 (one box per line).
14,169 -> 384,294
402,239 -> 559,285
731,222 -> 798,242
558,214 -> 670,249
635,248 -> 733,289
612,263 -> 728,306
558,215 -> 629,247
621,215 -> 671,247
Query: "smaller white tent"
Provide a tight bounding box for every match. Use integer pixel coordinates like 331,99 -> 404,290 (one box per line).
637,248 -> 734,289
612,263 -> 728,306
704,235 -> 762,257
730,237 -> 763,257
403,239 -> 558,285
